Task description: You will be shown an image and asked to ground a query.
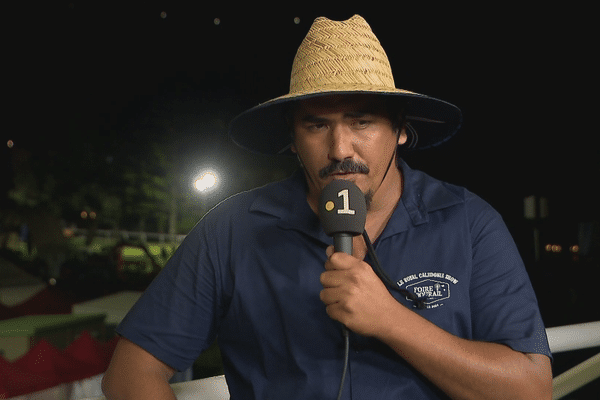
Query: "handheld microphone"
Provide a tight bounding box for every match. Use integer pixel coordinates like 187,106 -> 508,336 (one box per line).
318,179 -> 367,255
318,179 -> 367,400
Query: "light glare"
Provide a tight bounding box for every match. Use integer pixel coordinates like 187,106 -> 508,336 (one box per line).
195,171 -> 218,192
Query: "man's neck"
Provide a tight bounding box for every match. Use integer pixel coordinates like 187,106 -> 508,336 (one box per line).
363,163 -> 403,243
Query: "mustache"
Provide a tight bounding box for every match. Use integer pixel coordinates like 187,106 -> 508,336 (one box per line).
318,159 -> 370,179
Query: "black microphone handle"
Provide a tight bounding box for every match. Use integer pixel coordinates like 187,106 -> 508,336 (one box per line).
334,233 -> 353,255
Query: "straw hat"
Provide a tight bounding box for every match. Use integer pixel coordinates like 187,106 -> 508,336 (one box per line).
229,15 -> 462,154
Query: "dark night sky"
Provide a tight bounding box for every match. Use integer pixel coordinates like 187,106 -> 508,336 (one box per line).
5,2 -> 598,226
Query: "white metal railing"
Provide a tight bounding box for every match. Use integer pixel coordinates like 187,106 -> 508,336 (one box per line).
546,321 -> 600,399
84,322 -> 599,400
84,375 -> 229,400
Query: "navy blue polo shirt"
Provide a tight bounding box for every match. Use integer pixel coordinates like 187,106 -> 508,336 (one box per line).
117,160 -> 551,399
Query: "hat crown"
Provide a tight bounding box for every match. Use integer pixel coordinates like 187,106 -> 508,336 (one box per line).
289,15 -> 396,95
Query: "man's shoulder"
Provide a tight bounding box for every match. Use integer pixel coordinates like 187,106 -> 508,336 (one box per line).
203,172 -> 304,223
401,161 -> 497,219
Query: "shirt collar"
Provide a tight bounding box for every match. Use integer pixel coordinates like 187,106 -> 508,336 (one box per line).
248,160 -> 465,242
248,170 -> 327,241
378,159 -> 464,239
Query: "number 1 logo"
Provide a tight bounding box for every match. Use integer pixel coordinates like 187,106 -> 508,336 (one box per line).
337,189 -> 355,215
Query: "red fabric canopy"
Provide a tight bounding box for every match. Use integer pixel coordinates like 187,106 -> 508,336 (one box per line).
0,353 -> 55,397
0,302 -> 17,320
14,339 -> 91,384
64,330 -> 118,377
0,286 -> 76,321
0,331 -> 117,397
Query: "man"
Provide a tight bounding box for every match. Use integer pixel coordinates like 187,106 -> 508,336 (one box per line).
103,15 -> 552,399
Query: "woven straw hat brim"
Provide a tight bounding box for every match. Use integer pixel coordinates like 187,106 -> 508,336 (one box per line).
228,15 -> 462,155
229,89 -> 462,155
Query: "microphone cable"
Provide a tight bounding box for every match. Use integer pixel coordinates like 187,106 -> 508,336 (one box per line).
334,230 -> 425,400
362,230 -> 426,309
336,327 -> 350,400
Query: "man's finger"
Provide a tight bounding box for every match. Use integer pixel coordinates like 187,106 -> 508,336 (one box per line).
326,245 -> 335,257
320,270 -> 348,288
324,252 -> 355,271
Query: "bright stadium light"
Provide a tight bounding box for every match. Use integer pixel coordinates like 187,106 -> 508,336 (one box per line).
194,170 -> 219,192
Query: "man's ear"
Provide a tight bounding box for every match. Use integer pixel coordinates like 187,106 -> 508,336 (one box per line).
290,143 -> 297,153
398,128 -> 408,145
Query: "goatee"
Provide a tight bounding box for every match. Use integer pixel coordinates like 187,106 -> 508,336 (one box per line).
364,190 -> 374,211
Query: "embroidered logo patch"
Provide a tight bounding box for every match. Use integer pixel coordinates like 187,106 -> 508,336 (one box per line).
397,272 -> 459,309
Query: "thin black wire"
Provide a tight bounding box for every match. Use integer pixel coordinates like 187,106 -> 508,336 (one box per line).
335,231 -> 426,400
362,230 -> 427,309
335,327 -> 349,400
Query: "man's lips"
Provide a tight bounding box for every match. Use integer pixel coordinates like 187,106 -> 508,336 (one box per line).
328,171 -> 364,180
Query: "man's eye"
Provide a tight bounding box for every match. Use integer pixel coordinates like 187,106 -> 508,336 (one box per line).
308,123 -> 327,131
353,120 -> 371,128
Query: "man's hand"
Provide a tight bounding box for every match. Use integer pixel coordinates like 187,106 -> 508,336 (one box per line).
319,245 -> 401,337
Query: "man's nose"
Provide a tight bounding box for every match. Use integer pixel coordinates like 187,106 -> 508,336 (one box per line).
327,124 -> 354,161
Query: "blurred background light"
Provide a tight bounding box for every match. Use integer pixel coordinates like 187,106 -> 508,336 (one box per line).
194,170 -> 218,192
